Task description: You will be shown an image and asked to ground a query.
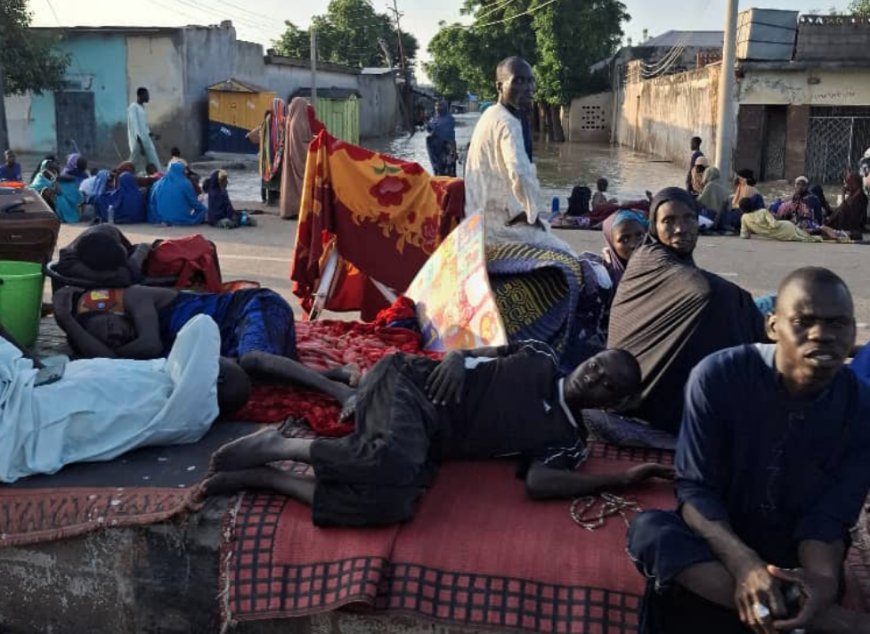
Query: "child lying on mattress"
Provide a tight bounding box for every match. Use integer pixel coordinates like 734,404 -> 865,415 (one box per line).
203,343 -> 674,527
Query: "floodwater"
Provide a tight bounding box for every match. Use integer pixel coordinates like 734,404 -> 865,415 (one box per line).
368,113 -> 688,204
226,112 -> 690,206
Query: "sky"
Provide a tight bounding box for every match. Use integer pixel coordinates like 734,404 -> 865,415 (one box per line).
29,0 -> 851,80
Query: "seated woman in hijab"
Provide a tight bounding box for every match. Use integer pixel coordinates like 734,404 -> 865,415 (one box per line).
95,171 -> 146,224
600,210 -> 647,289
607,188 -> 767,435
54,153 -> 89,223
147,161 -> 206,226
203,170 -> 256,229
825,172 -> 867,241
695,166 -> 734,232
28,158 -> 60,210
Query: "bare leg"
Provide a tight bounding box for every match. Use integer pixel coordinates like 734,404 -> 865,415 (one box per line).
239,351 -> 355,404
210,426 -> 315,472
675,562 -> 870,633
202,466 -> 315,505
321,363 -> 361,387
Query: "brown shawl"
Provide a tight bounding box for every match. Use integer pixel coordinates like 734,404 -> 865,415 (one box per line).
279,98 -> 314,220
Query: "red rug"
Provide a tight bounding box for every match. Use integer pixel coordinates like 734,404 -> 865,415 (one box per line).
220,445 -> 676,632
0,422 -> 259,547
235,319 -> 441,435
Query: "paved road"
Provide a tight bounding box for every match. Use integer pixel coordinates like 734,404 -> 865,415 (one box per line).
53,214 -> 870,344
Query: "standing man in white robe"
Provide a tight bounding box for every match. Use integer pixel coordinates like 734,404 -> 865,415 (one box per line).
127,87 -> 162,173
464,57 -> 573,253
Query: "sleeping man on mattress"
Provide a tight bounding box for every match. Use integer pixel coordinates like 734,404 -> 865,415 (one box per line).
0,315 -> 251,483
202,342 -> 674,526
52,283 -> 360,412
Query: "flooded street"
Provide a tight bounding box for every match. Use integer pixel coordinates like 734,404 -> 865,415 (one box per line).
226,112 -> 690,207
367,113 -> 688,204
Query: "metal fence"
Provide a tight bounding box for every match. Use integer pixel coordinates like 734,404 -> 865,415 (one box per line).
807,108 -> 870,184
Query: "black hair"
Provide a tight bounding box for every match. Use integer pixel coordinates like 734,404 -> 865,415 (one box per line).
736,168 -> 757,186
738,197 -> 755,213
691,136 -> 702,148
76,155 -> 88,171
217,358 -> 252,417
136,87 -> 148,98
776,267 -> 852,305
170,146 -> 181,157
607,348 -> 642,391
496,56 -> 529,80
596,177 -> 608,192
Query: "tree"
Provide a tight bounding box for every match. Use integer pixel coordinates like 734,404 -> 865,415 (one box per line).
849,0 -> 870,15
272,0 -> 418,69
1,0 -> 69,95
426,0 -> 628,140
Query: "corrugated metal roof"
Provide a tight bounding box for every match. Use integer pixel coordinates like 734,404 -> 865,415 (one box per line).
643,30 -> 724,49
207,78 -> 271,93
290,87 -> 362,99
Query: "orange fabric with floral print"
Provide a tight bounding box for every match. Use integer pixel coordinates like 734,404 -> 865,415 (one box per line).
291,130 -> 464,317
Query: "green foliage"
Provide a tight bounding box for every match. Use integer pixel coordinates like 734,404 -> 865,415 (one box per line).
849,0 -> 870,15
426,0 -> 628,105
0,0 -> 70,95
272,0 -> 418,69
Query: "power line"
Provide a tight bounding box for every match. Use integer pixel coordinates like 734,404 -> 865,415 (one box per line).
472,0 -> 561,30
475,0 -> 518,22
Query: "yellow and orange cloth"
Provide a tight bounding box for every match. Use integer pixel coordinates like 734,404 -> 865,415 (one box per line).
291,130 -> 464,319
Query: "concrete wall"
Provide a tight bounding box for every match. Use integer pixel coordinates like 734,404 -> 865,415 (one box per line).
568,92 -> 612,143
6,23 -> 400,159
795,17 -> 870,62
8,33 -> 129,159
738,67 -> 870,106
357,73 -> 398,138
616,62 -> 721,164
127,34 -> 186,161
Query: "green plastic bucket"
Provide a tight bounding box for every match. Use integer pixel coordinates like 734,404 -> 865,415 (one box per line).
0,261 -> 44,348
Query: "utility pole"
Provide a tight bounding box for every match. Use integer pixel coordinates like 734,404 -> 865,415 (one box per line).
715,0 -> 739,179
387,0 -> 413,134
0,63 -> 8,153
310,27 -> 318,112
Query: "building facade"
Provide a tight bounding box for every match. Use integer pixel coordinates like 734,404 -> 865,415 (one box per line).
5,22 -> 399,163
613,11 -> 870,184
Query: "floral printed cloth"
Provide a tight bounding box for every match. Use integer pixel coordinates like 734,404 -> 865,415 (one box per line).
291,130 -> 465,318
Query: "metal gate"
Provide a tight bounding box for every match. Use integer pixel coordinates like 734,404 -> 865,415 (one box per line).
807,107 -> 870,185
761,107 -> 787,181
55,91 -> 97,158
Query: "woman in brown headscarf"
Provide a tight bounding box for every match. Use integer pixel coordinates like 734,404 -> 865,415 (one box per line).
825,172 -> 868,241
279,98 -> 316,220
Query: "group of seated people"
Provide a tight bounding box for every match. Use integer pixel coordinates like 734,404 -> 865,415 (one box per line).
693,161 -> 868,242
3,147 -> 255,230
4,181 -> 870,631
550,177 -> 653,230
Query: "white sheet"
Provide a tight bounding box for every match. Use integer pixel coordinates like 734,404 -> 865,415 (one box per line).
0,315 -> 221,482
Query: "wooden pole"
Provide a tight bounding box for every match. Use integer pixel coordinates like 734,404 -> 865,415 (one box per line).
310,27 -> 318,111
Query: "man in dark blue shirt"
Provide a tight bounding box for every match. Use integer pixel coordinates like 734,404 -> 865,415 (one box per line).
628,267 -> 870,633
0,150 -> 22,182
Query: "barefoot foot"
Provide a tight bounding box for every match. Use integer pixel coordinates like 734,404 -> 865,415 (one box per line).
209,426 -> 287,473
